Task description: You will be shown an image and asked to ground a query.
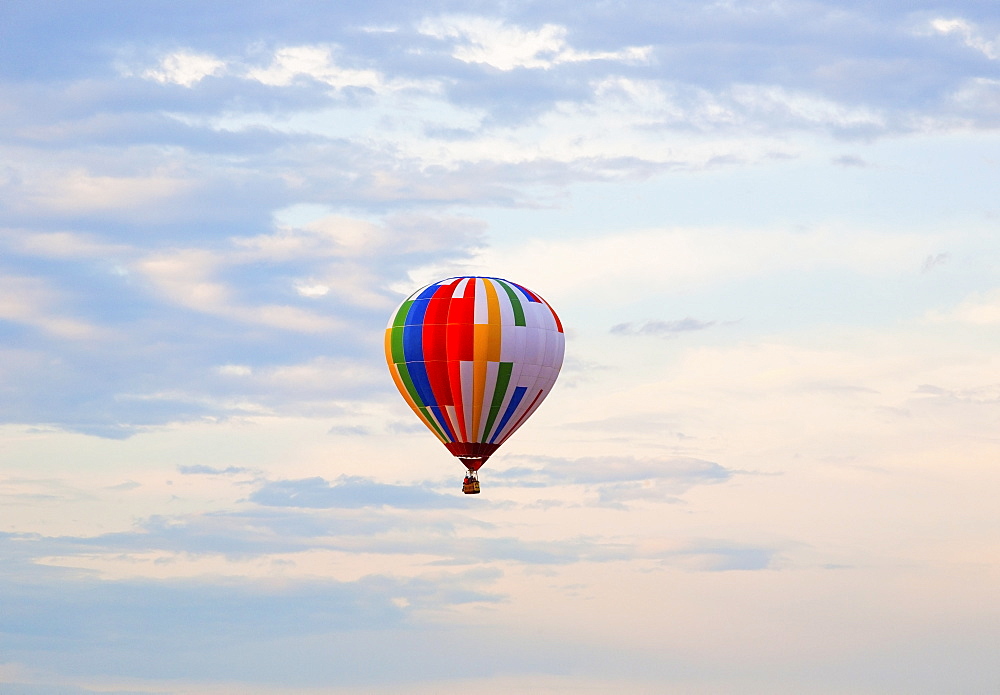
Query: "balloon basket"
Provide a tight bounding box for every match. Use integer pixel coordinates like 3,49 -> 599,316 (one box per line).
462,471 -> 481,495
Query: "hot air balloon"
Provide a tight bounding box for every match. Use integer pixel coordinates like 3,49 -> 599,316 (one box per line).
385,276 -> 564,494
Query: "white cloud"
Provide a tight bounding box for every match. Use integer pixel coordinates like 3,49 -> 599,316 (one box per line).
136,248 -> 342,333
592,78 -> 885,132
419,16 -> 651,71
217,364 -> 253,376
295,283 -> 330,298
930,17 -> 1000,60
3,168 -> 192,217
234,216 -> 389,260
141,51 -> 226,86
245,44 -> 436,93
946,77 -> 1000,119
132,44 -> 435,94
0,229 -> 130,260
138,248 -> 230,308
247,45 -> 385,90
384,77 -> 886,173
0,275 -> 104,340
728,83 -> 886,130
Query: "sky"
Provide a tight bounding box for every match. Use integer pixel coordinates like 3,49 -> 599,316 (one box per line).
1,0 -> 999,692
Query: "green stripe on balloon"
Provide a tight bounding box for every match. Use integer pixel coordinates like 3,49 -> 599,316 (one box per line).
495,280 -> 526,327
392,299 -> 413,327
390,326 -> 405,364
480,361 -> 513,442
396,361 -> 425,408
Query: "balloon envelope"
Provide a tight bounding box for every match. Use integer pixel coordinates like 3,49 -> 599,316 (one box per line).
385,276 -> 564,471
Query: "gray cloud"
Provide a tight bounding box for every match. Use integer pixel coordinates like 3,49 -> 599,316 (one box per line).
0,556 -> 502,682
0,685 -> 149,695
610,318 -> 716,336
494,455 -> 733,493
250,476 -> 470,510
832,154 -> 870,167
0,491 -> 642,570
0,505 -> 461,561
660,540 -> 780,572
921,252 -> 950,273
327,424 -> 372,436
177,464 -> 252,475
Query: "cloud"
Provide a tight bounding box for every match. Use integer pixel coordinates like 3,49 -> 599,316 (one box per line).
295,282 -> 330,297
0,478 -> 94,506
832,154 -> 869,167
0,274 -> 105,340
247,45 -> 386,89
250,476 -> 469,509
177,465 -> 251,475
494,455 -> 732,491
921,252 -> 949,273
418,16 -> 651,71
129,44 -> 436,96
610,317 -> 716,336
136,247 -> 344,333
661,541 -> 779,572
0,557 -> 502,682
215,364 -> 252,376
1,500 -> 637,574
580,77 -> 888,137
4,169 -> 194,218
141,51 -> 226,86
0,207 -> 485,435
8,507 -> 423,563
0,230 -> 130,260
326,424 -> 371,435
929,17 -> 1000,60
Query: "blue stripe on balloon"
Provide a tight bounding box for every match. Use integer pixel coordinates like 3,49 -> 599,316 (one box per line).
406,359 -> 435,407
403,323 -> 424,362
403,285 -> 435,362
489,386 -> 527,443
402,285 -> 439,361
508,281 -> 540,303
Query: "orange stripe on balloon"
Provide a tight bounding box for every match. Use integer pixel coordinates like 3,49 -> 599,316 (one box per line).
472,324 -> 488,439
484,279 -> 502,361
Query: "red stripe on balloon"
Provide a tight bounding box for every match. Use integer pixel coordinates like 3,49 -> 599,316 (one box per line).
422,323 -> 447,361
447,359 -> 468,441
424,280 -> 456,325
422,282 -> 461,438
447,279 -> 475,362
541,299 -> 563,333
448,292 -> 474,325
